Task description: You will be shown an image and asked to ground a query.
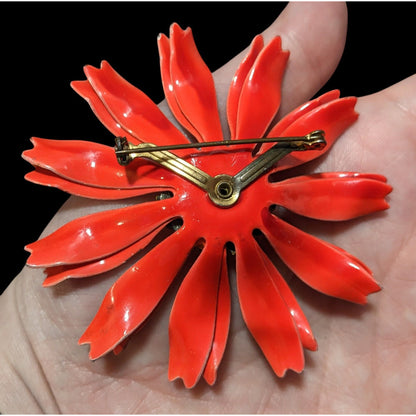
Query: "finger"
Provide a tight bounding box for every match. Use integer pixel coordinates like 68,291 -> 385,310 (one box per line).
214,2 -> 348,118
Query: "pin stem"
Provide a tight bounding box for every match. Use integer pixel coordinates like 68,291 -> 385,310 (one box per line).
114,131 -> 325,156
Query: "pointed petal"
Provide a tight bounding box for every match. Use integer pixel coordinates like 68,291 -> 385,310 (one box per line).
71,79 -> 139,145
203,249 -> 231,385
23,138 -> 177,190
259,247 -> 317,351
267,90 -> 340,139
227,35 -> 264,140
42,223 -> 166,286
25,168 -> 172,200
235,37 -> 289,140
271,172 -> 392,221
79,227 -> 196,360
26,198 -> 178,267
264,96 -> 358,171
235,237 -> 304,377
158,33 -> 200,140
168,240 -> 224,388
168,24 -> 223,142
83,60 -> 188,145
261,209 -> 381,304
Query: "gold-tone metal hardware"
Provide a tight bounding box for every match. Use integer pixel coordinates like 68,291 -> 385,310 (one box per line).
233,130 -> 326,191
114,131 -> 326,208
115,137 -> 212,191
207,174 -> 240,207
115,131 -> 325,158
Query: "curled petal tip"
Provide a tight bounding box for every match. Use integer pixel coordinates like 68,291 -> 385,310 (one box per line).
368,280 -> 382,295
308,338 -> 318,352
83,63 -> 98,76
78,324 -> 94,345
284,368 -> 302,378
78,335 -> 88,346
42,278 -> 57,288
298,323 -> 318,351
203,372 -> 217,386
169,22 -> 189,36
25,245 -> 41,268
274,360 -> 305,378
168,373 -> 200,389
78,333 -> 108,361
169,22 -> 179,32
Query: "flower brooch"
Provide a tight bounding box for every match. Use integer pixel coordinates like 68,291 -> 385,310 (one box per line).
23,23 -> 392,388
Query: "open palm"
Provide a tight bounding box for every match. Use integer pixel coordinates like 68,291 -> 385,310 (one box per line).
1,3 -> 415,413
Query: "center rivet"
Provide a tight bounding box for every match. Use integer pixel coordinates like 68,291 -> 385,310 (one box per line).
215,181 -> 234,199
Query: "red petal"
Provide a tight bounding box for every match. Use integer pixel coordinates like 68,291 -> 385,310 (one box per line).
83,60 -> 188,145
227,35 -> 264,140
42,223 -> 166,286
203,249 -> 231,385
23,138 -> 177,190
168,24 -> 223,142
264,96 -> 358,171
25,168 -> 172,200
261,209 -> 381,304
234,37 -> 289,140
259,248 -> 317,351
236,237 -> 304,377
158,33 -> 200,140
271,172 -> 392,221
25,198 -> 178,267
79,227 -> 196,360
71,80 -> 139,145
267,90 -> 340,139
168,240 -> 225,388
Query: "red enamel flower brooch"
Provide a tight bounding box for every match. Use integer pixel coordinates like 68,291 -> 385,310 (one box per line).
23,23 -> 392,388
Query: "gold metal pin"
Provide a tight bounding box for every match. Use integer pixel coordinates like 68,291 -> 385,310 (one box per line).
113,131 -> 326,208
114,131 -> 326,166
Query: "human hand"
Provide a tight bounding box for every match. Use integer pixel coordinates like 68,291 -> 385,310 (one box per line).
1,3 -> 415,413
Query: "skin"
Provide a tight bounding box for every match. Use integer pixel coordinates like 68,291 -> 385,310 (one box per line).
1,2 -> 415,413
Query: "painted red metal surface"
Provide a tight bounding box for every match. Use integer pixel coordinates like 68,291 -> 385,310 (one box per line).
23,23 -> 392,388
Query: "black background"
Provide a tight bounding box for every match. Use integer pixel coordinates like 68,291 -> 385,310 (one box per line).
2,2 -> 415,293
